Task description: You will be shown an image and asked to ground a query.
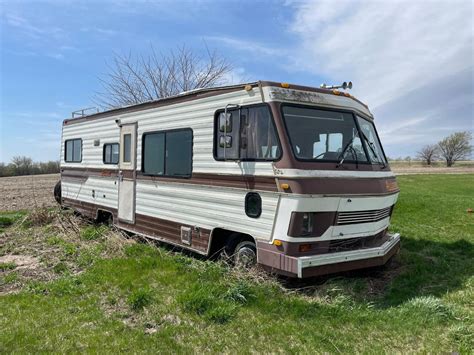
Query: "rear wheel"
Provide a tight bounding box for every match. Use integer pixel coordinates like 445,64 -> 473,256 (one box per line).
53,181 -> 61,204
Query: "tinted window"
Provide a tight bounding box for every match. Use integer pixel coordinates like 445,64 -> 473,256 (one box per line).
143,129 -> 192,177
215,105 -> 280,161
65,139 -> 82,162
166,130 -> 192,177
240,106 -> 280,160
123,134 -> 131,162
103,143 -> 119,164
143,133 -> 165,175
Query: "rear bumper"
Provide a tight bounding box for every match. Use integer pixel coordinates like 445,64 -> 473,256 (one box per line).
257,233 -> 400,278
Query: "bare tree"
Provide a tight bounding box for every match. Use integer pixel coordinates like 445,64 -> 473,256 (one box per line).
417,144 -> 439,165
438,131 -> 472,167
95,45 -> 234,109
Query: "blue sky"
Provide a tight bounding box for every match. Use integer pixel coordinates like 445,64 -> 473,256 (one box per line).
1,0 -> 472,162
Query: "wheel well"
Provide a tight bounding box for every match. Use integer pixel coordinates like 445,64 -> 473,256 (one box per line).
96,209 -> 114,224
208,228 -> 255,259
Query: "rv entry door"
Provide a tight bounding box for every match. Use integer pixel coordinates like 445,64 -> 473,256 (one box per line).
118,123 -> 137,223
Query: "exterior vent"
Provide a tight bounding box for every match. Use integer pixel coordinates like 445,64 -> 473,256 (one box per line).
336,206 -> 392,225
180,226 -> 192,245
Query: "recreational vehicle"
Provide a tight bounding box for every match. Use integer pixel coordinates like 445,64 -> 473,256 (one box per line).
56,81 -> 400,278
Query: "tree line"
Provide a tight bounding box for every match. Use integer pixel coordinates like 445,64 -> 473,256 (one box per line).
417,131 -> 472,166
0,156 -> 60,177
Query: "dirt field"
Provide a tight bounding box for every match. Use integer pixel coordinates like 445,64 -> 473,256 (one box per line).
0,174 -> 59,211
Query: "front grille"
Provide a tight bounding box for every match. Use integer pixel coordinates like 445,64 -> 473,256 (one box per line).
336,206 -> 392,225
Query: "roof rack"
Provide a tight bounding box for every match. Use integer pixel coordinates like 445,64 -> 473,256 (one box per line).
71,107 -> 99,118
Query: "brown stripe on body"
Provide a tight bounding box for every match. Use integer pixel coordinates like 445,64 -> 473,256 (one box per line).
60,168 -> 398,195
61,167 -> 278,192
61,197 -> 210,255
279,177 -> 399,195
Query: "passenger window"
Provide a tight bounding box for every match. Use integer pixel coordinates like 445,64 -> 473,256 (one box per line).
142,129 -> 192,177
215,105 -> 281,161
65,139 -> 82,162
103,143 -> 119,164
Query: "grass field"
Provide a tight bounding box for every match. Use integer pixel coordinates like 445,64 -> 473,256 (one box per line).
1,174 -> 473,353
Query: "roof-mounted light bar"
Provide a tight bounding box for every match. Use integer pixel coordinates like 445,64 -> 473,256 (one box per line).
320,81 -> 353,90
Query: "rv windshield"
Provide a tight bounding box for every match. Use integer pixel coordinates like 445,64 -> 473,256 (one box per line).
282,105 -> 368,163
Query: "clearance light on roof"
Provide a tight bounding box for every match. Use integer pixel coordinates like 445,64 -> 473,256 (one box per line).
280,82 -> 290,88
244,85 -> 252,91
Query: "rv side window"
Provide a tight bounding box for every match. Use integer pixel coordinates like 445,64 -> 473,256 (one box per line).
64,139 -> 82,162
215,105 -> 281,161
103,143 -> 119,164
123,134 -> 131,163
142,129 -> 193,178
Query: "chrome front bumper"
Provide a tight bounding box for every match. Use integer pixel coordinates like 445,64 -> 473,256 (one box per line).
297,233 -> 400,278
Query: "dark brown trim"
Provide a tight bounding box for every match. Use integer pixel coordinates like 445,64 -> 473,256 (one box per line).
60,167 -> 279,192
259,81 -> 370,109
60,167 -> 399,195
62,197 -> 211,254
278,177 -> 400,195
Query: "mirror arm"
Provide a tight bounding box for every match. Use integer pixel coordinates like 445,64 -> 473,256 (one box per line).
223,103 -> 240,161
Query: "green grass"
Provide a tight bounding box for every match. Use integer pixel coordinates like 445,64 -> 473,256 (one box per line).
0,175 -> 473,353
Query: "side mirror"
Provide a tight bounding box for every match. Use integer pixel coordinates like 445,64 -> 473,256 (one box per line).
219,113 -> 232,133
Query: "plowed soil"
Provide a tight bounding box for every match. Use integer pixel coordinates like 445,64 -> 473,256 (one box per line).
0,174 -> 59,211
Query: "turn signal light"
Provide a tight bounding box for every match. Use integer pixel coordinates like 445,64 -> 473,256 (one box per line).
280,183 -> 290,190
299,244 -> 312,252
273,239 -> 283,246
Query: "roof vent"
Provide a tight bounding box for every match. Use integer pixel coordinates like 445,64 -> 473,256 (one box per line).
320,81 -> 353,90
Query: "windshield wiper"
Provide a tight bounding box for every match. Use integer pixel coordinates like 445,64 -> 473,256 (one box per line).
337,136 -> 356,168
360,131 -> 386,168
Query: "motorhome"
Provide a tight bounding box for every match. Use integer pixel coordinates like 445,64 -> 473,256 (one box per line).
56,81 -> 400,278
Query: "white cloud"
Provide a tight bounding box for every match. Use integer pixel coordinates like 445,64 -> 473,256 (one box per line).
204,36 -> 278,56
4,13 -> 65,40
290,0 -> 473,108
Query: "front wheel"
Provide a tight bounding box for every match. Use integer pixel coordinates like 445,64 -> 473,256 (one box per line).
233,240 -> 257,268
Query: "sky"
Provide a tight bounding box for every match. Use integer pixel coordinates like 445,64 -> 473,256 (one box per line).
0,0 -> 473,162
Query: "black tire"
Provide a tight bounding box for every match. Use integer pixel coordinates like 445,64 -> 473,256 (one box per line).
53,181 -> 61,205
233,240 -> 257,268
